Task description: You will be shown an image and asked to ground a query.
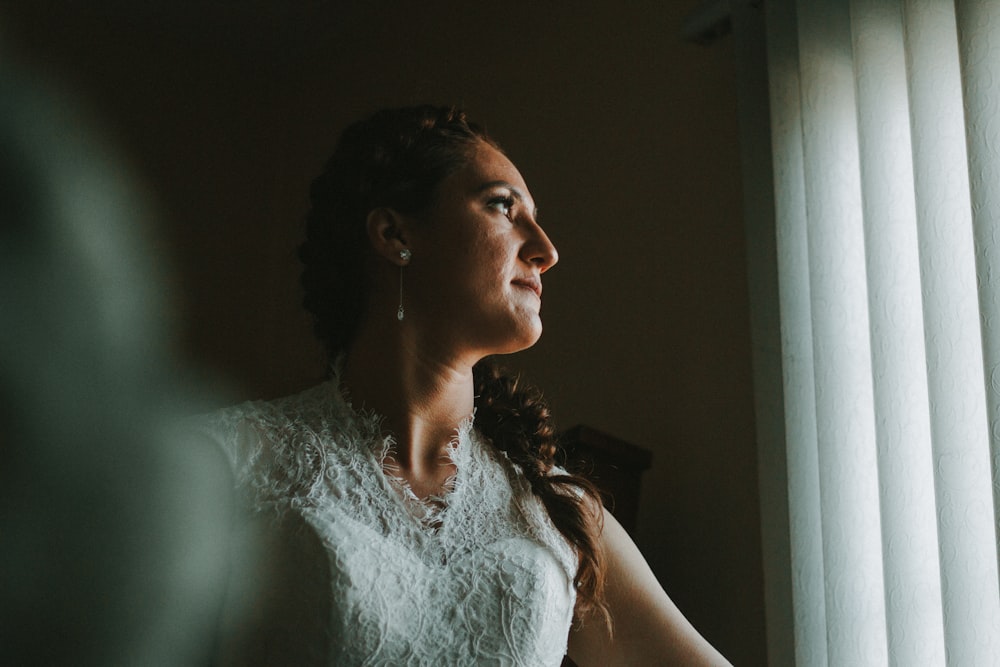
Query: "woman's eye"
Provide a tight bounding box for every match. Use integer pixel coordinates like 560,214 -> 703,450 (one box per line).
487,196 -> 515,218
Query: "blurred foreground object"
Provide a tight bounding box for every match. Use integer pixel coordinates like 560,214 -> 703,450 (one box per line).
0,68 -> 235,666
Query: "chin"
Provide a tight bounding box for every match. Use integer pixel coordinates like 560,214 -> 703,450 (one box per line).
503,322 -> 543,354
476,310 -> 543,355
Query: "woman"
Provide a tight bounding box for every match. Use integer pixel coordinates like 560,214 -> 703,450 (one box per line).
200,106 -> 731,666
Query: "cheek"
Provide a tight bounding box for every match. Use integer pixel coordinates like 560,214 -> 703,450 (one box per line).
465,236 -> 515,279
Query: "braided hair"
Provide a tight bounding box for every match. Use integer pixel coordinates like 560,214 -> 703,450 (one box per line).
297,105 -> 608,620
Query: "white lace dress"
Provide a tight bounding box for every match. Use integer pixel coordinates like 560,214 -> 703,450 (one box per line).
194,379 -> 578,667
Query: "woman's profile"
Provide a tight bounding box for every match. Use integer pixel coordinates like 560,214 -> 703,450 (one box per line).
195,105 -> 731,666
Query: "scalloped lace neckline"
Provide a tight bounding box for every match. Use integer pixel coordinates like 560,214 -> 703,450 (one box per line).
331,380 -> 476,532
370,415 -> 475,531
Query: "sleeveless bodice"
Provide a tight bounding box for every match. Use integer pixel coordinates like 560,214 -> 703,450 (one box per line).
194,380 -> 577,666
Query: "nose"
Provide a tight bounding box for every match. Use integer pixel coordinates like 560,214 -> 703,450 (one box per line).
521,220 -> 559,273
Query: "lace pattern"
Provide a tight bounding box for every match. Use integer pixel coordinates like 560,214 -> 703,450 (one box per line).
193,379 -> 577,666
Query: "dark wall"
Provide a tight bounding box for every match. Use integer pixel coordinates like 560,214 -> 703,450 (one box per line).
2,2 -> 765,663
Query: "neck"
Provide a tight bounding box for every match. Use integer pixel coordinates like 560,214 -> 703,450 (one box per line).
340,316 -> 477,476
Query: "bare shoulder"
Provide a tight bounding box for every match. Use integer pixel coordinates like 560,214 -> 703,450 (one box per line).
567,508 -> 733,667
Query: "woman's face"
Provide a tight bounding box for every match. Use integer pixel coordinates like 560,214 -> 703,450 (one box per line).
405,141 -> 558,358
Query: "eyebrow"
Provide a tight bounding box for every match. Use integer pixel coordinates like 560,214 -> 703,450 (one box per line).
475,180 -> 539,218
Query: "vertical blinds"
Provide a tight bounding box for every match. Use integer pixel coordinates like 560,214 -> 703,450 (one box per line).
758,0 -> 1000,663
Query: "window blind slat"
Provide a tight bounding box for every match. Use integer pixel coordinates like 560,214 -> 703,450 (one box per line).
851,2 -> 946,663
902,0 -> 1000,661
955,0 -> 1000,590
797,1 -> 888,663
765,0 -> 828,663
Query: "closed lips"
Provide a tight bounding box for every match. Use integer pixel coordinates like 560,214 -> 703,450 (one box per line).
512,279 -> 541,297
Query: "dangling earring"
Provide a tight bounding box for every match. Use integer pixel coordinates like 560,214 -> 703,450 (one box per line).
397,248 -> 411,321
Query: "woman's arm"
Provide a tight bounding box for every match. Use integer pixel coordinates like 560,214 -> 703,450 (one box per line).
567,508 -> 733,666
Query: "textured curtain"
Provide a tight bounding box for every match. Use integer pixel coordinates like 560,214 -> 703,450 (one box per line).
737,0 -> 1000,664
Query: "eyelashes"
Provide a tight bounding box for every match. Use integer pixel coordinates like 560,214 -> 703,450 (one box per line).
486,194 -> 516,219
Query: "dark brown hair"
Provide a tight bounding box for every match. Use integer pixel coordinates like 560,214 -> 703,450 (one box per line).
297,105 -> 608,619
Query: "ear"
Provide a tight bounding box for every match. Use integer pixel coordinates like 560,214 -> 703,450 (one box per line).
366,207 -> 412,266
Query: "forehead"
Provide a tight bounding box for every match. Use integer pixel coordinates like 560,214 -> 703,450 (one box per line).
464,142 -> 521,179
445,141 -> 532,198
